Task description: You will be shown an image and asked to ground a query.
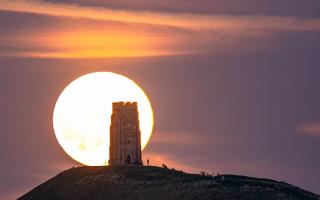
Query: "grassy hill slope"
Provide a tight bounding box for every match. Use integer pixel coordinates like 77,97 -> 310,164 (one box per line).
18,166 -> 320,200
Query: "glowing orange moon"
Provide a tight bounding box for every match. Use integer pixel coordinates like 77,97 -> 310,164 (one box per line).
53,72 -> 154,166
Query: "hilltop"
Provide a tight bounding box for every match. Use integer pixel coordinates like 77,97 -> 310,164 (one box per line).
18,166 -> 319,200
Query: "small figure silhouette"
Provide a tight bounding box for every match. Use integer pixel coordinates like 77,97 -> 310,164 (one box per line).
147,159 -> 150,166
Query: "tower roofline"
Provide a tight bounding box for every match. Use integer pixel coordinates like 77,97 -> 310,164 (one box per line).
112,101 -> 138,111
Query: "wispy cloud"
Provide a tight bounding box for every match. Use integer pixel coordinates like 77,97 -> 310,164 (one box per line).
0,11 -> 195,58
1,0 -> 320,32
150,131 -> 233,146
297,121 -> 320,136
1,0 -> 320,58
42,0 -> 320,17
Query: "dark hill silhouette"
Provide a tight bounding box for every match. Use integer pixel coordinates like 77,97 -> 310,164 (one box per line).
18,166 -> 319,200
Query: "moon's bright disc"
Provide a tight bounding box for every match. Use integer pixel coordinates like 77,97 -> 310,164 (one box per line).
53,72 -> 154,166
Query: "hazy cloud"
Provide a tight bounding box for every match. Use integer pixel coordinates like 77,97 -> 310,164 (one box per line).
1,0 -> 320,32
149,131 -> 242,148
297,121 -> 320,136
1,9 -> 320,59
0,10 -> 196,58
1,1 -> 320,58
45,0 -> 320,17
151,132 -> 217,146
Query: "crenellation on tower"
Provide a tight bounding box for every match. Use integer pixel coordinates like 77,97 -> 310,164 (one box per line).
109,101 -> 142,166
112,102 -> 138,111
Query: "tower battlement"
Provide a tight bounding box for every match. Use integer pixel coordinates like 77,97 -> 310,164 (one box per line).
112,102 -> 138,111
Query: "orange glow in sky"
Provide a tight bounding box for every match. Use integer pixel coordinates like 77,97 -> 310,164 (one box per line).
33,30 -> 185,58
1,0 -> 320,58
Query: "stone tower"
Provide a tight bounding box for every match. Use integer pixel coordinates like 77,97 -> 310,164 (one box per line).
108,102 -> 143,165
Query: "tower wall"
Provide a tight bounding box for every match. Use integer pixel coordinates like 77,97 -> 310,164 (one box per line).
108,102 -> 143,165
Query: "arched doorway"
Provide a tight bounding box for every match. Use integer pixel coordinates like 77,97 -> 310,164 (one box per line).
126,155 -> 131,164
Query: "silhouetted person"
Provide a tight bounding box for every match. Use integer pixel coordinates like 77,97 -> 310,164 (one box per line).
147,159 -> 150,166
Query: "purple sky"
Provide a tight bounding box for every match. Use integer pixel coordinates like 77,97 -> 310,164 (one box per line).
0,1 -> 320,199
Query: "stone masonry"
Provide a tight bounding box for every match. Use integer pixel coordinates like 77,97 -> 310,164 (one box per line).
108,102 -> 143,165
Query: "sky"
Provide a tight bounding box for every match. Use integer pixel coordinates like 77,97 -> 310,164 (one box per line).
0,0 -> 320,199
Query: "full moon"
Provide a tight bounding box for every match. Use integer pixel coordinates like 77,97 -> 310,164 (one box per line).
53,72 -> 154,166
